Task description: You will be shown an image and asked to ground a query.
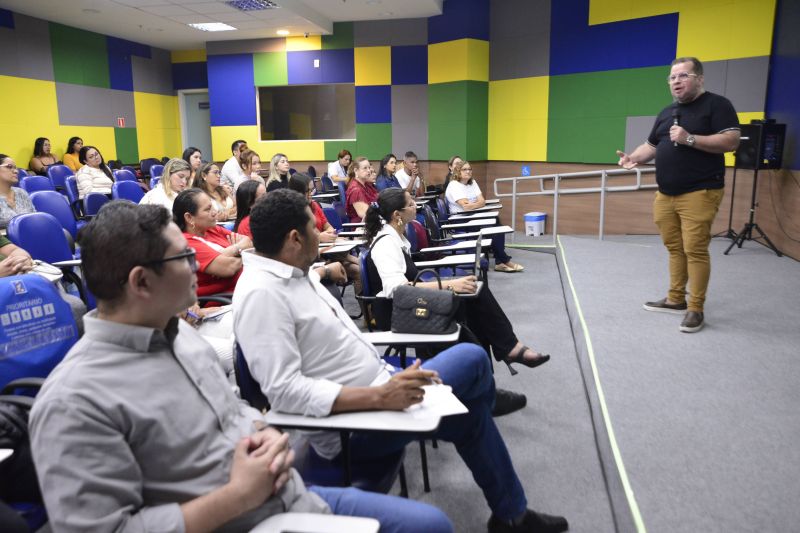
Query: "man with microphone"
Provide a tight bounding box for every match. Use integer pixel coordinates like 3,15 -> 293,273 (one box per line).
616,57 -> 740,333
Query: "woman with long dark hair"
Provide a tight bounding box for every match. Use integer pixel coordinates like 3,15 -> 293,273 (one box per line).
29,137 -> 59,175
365,188 -> 549,371
182,146 -> 203,186
76,146 -> 115,199
63,137 -> 84,172
233,179 -> 266,237
195,162 -> 235,221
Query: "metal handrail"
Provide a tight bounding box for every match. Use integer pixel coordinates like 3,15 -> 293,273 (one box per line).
492,167 -> 658,244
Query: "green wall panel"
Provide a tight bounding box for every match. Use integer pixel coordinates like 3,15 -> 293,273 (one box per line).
428,81 -> 487,160
325,140 -> 358,162
428,121 -> 468,161
254,51 -> 288,86
355,123 -> 391,160
322,22 -> 354,50
548,66 -> 671,164
50,23 -> 110,88
114,127 -> 139,164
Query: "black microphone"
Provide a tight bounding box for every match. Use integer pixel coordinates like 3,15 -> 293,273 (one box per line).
671,104 -> 680,147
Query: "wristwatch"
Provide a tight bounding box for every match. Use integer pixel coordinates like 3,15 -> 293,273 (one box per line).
686,134 -> 696,147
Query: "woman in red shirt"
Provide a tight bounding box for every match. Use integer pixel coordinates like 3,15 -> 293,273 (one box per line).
232,180 -> 266,238
345,156 -> 378,223
173,188 -> 252,296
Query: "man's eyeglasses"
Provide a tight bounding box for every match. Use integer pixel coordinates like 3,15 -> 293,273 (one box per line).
667,72 -> 698,84
141,248 -> 198,273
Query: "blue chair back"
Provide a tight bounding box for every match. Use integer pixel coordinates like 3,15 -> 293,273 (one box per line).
337,181 -> 347,204
234,343 -> 271,411
46,164 -> 73,190
65,176 -> 82,216
307,165 -> 317,178
150,176 -> 161,189
112,181 -> 145,203
435,197 -> 450,221
321,175 -> 334,192
322,206 -> 343,231
7,212 -> 74,263
83,193 -> 109,216
113,169 -> 137,182
122,165 -> 137,175
289,168 -> 297,175
20,175 -> 55,193
358,249 -> 373,297
405,222 -> 419,252
139,158 -> 159,177
331,200 -> 347,225
0,274 -> 79,391
29,191 -> 80,240
150,164 -> 164,179
17,168 -> 28,178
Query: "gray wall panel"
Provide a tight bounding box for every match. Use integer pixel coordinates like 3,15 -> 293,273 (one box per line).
207,38 -> 284,55
625,116 -> 656,154
0,14 -> 54,81
724,56 -> 769,112
56,83 -> 136,127
490,0 -> 549,80
354,18 -> 428,47
392,85 -> 428,159
132,48 -> 173,95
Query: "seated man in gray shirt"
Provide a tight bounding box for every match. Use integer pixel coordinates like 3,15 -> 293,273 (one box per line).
233,190 -> 569,533
29,201 -> 452,533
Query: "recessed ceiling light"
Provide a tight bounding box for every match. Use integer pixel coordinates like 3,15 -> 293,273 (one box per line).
188,22 -> 237,32
226,0 -> 280,11
277,29 -> 290,36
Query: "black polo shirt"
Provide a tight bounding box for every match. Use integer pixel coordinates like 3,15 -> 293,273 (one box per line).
647,92 -> 739,196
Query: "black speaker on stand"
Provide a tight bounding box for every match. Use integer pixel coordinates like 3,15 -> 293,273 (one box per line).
723,120 -> 785,257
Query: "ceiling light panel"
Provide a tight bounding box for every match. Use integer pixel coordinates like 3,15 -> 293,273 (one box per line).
188,22 -> 237,31
226,0 -> 279,11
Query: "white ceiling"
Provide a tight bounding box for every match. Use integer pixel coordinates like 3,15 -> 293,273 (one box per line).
0,0 -> 444,50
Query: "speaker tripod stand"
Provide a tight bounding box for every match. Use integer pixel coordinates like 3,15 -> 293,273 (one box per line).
723,166 -> 782,256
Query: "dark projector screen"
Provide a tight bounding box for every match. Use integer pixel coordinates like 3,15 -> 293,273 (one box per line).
258,85 -> 355,141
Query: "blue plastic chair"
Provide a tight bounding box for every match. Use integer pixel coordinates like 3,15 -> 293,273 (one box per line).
150,164 -> 164,179
113,169 -> 137,182
17,168 -> 28,178
322,206 -> 343,231
83,193 -> 109,216
321,175 -> 334,192
29,191 -> 85,240
64,176 -> 82,217
435,197 -> 450,221
139,158 -> 160,178
112,181 -> 144,203
46,164 -> 73,191
150,176 -> 161,189
337,181 -> 347,204
233,344 -> 407,495
307,165 -> 317,178
20,175 -> 55,193
7,212 -> 76,264
0,274 -> 79,391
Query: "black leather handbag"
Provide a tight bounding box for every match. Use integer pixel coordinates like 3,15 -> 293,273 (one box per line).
391,269 -> 458,334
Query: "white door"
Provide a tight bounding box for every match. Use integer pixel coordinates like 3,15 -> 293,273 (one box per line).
180,91 -> 212,163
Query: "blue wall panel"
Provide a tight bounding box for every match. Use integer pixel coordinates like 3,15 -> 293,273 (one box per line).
428,0 -> 489,44
391,45 -> 427,85
0,8 -> 14,29
107,37 -> 152,92
208,54 -> 256,126
321,49 -> 354,83
172,61 -> 208,90
356,85 -> 391,123
550,0 -> 679,76
287,50 -> 322,85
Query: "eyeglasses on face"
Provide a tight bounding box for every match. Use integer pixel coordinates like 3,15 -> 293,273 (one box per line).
461,167 -> 473,172
0,164 -> 18,171
667,72 -> 698,84
140,248 -> 198,273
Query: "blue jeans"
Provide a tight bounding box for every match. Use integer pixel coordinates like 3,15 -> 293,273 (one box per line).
348,343 -> 528,521
492,233 -> 512,264
309,486 -> 453,533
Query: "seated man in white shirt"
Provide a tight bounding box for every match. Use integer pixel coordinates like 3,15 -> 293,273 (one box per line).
233,189 -> 569,533
220,139 -> 248,190
29,201 -> 452,533
393,151 -> 423,196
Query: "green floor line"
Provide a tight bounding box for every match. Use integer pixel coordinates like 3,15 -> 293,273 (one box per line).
557,235 -> 647,533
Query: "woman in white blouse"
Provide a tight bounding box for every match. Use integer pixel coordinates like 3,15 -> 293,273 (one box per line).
445,159 -> 523,273
139,158 -> 190,211
75,146 -> 114,199
364,188 -> 549,371
327,149 -> 351,184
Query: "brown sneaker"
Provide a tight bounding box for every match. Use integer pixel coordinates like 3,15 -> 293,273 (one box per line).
643,298 -> 687,315
680,311 -> 704,333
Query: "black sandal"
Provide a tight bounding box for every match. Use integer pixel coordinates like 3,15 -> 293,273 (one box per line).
506,345 -> 550,369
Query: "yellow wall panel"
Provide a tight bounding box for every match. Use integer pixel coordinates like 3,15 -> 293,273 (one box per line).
428,39 -> 489,84
134,92 -> 182,159
354,46 -> 392,86
589,0 -> 776,62
488,77 -> 549,161
211,125 -> 325,162
171,49 -> 207,63
286,35 -> 322,51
